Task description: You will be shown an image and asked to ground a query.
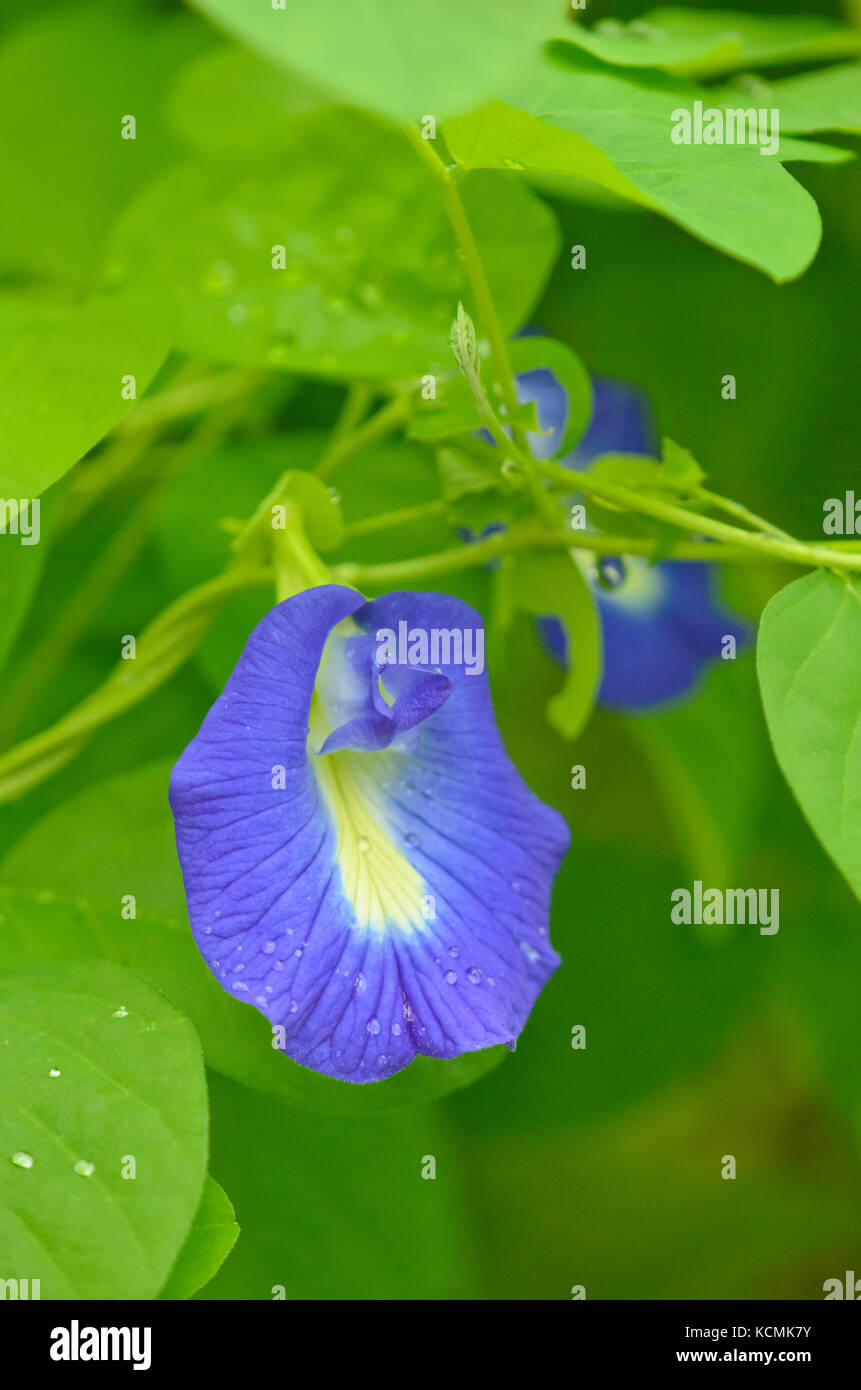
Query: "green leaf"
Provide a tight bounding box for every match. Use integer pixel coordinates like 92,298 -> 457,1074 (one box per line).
560,16 -> 743,75
775,137 -> 854,166
0,763 -> 507,1114
732,64 -> 861,137
159,1176 -> 239,1300
437,445 -> 499,500
757,572 -> 861,901
560,11 -> 861,79
639,8 -> 861,77
0,961 -> 208,1300
409,373 -> 482,441
507,336 -> 592,459
445,54 -> 823,283
661,436 -> 706,488
167,44 -> 329,160
109,110 -> 558,379
0,0 -> 208,285
0,291 -> 168,499
512,550 -> 601,739
189,0 -> 561,124
587,445 -> 701,498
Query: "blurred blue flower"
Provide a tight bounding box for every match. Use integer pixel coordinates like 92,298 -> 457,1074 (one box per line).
520,368 -> 749,712
170,585 -> 569,1084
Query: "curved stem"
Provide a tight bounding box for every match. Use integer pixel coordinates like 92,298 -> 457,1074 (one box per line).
533,457 -> 861,576
314,394 -> 412,481
0,566 -> 272,804
344,498 -> 448,538
333,525 -> 785,590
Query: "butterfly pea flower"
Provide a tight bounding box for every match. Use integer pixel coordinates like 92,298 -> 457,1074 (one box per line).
520,368 -> 749,711
170,585 -> 569,1084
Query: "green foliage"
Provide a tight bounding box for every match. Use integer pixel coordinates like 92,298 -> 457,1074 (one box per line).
0,961 -> 208,1299
757,572 -> 861,901
511,551 -> 602,740
109,111 -> 558,379
446,52 -> 826,281
189,0 -> 562,124
569,8 -> 861,78
0,763 -> 507,1114
0,0 -> 859,1304
0,0 -> 208,284
159,1176 -> 239,1300
0,292 -> 167,498
747,63 -> 861,136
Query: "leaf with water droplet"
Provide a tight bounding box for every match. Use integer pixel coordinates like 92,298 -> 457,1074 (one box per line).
0,961 -> 208,1298
0,762 -> 508,1117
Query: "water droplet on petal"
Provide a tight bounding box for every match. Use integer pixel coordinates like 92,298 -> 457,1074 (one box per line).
263,940 -> 276,954
520,941 -> 540,964
596,556 -> 626,591
358,837 -> 370,853
367,1017 -> 381,1035
467,967 -> 482,984
11,1151 -> 34,1169
444,970 -> 458,985
392,1023 -> 402,1036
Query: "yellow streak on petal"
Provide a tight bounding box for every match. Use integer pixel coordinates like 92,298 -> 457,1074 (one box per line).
309,703 -> 425,933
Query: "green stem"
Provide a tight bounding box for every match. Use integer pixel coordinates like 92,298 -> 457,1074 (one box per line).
343,498 -> 448,538
118,367 -> 262,434
530,455 -> 861,576
335,521 -> 861,590
0,391 -> 255,739
59,363 -> 258,531
314,394 -> 412,481
333,525 -> 785,590
697,487 -> 796,544
329,382 -> 373,446
408,128 -> 557,524
0,566 -> 272,804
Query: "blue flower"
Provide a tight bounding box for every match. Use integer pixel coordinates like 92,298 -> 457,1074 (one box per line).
521,369 -> 749,711
170,585 -> 569,1084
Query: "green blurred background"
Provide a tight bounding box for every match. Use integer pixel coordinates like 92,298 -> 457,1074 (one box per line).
0,0 -> 859,1299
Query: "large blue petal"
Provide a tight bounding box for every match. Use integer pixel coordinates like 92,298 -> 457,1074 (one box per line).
170,585 -> 569,1084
